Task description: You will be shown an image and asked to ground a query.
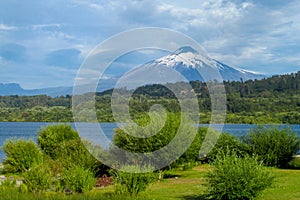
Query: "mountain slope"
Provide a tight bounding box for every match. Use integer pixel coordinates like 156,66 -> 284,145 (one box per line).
152,46 -> 265,81
0,83 -> 25,95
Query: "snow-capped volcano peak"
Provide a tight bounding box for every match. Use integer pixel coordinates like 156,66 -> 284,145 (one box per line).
175,46 -> 199,54
154,46 -> 211,69
150,46 -> 265,81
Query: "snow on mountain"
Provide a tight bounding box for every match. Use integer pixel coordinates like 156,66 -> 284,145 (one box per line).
154,46 -> 210,69
152,46 -> 265,81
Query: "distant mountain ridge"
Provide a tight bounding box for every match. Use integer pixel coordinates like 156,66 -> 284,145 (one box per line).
0,46 -> 266,97
0,83 -> 73,97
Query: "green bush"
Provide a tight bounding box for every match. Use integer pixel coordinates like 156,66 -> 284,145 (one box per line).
288,157 -> 300,169
111,165 -> 157,196
112,113 -> 198,169
54,139 -> 105,173
23,163 -> 53,193
37,124 -> 79,159
62,165 -> 96,194
205,133 -> 251,162
175,128 -> 250,166
243,126 -> 300,167
2,139 -> 43,173
176,127 -> 206,167
37,124 -> 107,175
206,152 -> 274,200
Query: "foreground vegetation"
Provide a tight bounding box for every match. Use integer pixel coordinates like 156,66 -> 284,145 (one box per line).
0,119 -> 299,199
1,71 -> 300,123
1,164 -> 300,200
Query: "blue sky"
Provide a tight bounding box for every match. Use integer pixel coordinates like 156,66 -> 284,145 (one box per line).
0,0 -> 299,88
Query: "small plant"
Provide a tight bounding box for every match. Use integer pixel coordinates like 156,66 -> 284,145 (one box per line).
0,179 -> 16,191
2,139 -> 43,173
205,151 -> 274,200
23,163 -> 53,193
111,165 -> 157,196
182,161 -> 200,171
63,165 -> 96,194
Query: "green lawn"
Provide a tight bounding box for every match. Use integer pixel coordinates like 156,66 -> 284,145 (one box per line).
1,164 -> 300,200
139,165 -> 300,200
260,168 -> 300,200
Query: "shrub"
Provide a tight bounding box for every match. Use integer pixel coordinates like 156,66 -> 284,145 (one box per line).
111,165 -> 157,196
205,133 -> 251,162
54,139 -> 105,173
62,165 -> 96,193
243,126 -> 300,167
178,128 -> 250,165
38,124 -> 107,175
23,163 -> 53,193
37,124 -> 78,159
288,157 -> 300,169
2,139 -> 43,173
177,127 -> 206,166
112,113 -> 198,169
206,152 -> 274,200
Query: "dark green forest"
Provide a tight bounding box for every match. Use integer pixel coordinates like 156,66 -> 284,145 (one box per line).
1,71 -> 300,124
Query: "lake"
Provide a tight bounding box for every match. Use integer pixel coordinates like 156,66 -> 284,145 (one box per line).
1,122 -> 300,162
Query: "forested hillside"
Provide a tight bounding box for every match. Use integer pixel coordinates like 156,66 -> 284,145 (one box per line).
0,71 -> 300,123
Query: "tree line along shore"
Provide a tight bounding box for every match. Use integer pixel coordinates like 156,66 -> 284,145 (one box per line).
0,71 -> 300,124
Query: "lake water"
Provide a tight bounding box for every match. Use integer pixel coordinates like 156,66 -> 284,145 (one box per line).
1,122 -> 300,162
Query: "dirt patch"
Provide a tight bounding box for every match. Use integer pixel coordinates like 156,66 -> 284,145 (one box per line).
95,174 -> 113,188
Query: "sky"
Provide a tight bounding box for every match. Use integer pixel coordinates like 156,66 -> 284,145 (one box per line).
0,0 -> 300,89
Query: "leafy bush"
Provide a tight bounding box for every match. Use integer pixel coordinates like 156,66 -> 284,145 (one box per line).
38,124 -> 107,175
112,113 -> 198,169
111,165 -> 157,196
54,139 -> 105,174
176,127 -> 206,167
206,152 -> 274,200
63,165 -> 95,193
2,139 -> 43,173
113,113 -> 180,152
37,124 -> 79,159
288,157 -> 300,169
176,128 -> 250,165
205,133 -> 251,162
23,163 -> 53,193
243,126 -> 300,167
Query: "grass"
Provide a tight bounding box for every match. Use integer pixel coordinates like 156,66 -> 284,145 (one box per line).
0,164 -> 299,200
260,168 -> 300,200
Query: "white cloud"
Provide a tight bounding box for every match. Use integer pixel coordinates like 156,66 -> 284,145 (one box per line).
0,0 -> 300,87
31,23 -> 61,30
0,23 -> 17,31
156,1 -> 253,31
